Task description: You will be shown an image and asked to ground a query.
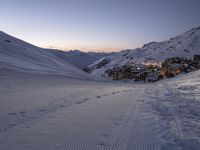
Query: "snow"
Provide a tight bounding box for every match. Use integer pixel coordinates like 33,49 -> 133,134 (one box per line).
89,27 -> 200,76
141,71 -> 200,149
0,69 -> 200,149
0,31 -> 98,80
1,27 -> 200,149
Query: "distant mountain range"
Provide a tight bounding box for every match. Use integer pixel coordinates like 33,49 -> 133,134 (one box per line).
0,31 -> 108,79
88,26 -> 200,76
1,26 -> 200,79
48,49 -> 112,69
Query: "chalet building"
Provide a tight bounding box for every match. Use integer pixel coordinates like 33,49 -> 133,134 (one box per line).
161,64 -> 181,77
113,67 -> 123,80
112,66 -> 133,80
134,71 -> 148,81
146,68 -> 161,82
130,64 -> 148,80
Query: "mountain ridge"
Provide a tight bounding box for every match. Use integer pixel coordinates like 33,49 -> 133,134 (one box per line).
88,26 -> 200,76
0,31 -> 95,79
48,49 -> 112,69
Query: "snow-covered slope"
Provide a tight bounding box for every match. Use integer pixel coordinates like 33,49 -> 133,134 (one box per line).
1,67 -> 200,149
89,26 -> 200,76
146,70 -> 200,149
48,49 -> 110,69
0,31 -> 92,79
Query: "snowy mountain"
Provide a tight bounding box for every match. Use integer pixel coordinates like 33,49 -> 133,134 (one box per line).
0,31 -> 92,79
1,30 -> 200,150
89,26 -> 200,76
48,49 -> 111,69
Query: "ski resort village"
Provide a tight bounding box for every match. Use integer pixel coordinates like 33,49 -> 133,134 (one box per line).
85,55 -> 200,82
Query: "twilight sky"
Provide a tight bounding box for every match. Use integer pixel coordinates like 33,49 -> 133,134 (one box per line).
0,0 -> 200,52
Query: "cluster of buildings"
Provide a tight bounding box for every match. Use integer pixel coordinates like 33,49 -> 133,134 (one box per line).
102,55 -> 200,83
161,55 -> 200,77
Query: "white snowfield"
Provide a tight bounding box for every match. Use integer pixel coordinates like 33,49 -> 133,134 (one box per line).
89,27 -> 200,76
0,31 -> 99,80
0,70 -> 200,150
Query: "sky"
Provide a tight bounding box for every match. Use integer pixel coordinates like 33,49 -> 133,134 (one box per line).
0,0 -> 200,52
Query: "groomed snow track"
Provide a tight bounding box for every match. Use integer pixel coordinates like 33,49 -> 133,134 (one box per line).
0,80 -> 161,150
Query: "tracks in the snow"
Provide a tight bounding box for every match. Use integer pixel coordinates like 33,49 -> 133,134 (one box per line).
0,88 -> 133,134
76,87 -> 160,150
0,85 -> 162,150
126,117 -> 159,150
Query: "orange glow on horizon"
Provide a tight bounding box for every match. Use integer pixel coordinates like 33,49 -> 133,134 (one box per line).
12,34 -> 142,53
3,32 -> 142,53
43,45 -> 133,53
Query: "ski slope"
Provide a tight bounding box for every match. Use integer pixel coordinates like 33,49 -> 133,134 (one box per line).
0,31 -> 94,79
0,70 -> 200,149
